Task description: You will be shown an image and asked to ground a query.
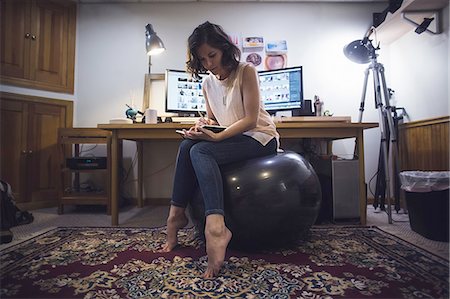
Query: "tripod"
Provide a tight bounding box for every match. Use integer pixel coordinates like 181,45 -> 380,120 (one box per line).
356,43 -> 400,224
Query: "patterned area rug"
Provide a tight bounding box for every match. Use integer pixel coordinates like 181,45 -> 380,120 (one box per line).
0,226 -> 448,299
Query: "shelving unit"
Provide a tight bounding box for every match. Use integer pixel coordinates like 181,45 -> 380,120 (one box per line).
58,128 -> 112,214
375,0 -> 448,44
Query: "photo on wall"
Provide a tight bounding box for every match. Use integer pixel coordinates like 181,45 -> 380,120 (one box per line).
242,36 -> 265,71
228,33 -> 241,48
265,40 -> 288,70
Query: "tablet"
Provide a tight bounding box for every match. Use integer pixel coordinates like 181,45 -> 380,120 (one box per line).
202,125 -> 226,133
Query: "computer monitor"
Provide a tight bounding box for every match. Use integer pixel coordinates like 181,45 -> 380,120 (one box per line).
258,66 -> 303,115
165,69 -> 208,117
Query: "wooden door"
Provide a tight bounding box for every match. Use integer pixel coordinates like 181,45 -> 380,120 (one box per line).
0,0 -> 31,79
30,0 -> 75,90
0,99 -> 30,202
27,102 -> 66,203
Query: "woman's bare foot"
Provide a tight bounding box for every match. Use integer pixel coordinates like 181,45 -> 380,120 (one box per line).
159,206 -> 189,252
204,214 -> 232,278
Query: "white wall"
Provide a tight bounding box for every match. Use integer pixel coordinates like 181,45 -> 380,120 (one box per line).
75,2 -> 386,199
387,5 -> 449,120
74,2 -> 385,126
1,2 -> 448,201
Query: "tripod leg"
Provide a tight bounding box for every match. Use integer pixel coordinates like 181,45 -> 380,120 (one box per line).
358,68 -> 370,123
378,110 -> 393,223
373,65 -> 393,224
355,67 -> 370,159
393,116 -> 401,212
374,133 -> 386,210
379,67 -> 401,213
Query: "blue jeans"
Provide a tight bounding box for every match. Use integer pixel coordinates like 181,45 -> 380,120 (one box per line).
171,135 -> 277,216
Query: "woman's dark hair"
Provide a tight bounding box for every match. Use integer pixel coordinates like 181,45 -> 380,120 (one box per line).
186,21 -> 241,78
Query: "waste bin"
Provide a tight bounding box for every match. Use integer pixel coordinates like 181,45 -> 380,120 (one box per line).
400,171 -> 449,242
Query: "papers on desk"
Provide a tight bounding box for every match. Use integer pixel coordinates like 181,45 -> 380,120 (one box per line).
274,116 -> 351,123
109,118 -> 133,124
171,116 -> 199,124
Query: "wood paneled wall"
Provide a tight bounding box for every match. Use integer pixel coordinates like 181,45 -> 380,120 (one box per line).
398,116 -> 449,171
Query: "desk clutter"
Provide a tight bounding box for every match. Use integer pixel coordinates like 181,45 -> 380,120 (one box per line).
274,116 -> 351,123
109,116 -> 352,125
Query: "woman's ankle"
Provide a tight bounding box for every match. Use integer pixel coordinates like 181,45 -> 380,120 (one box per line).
205,214 -> 227,237
167,208 -> 189,229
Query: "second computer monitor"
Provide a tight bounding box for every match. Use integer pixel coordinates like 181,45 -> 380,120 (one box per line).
258,66 -> 303,115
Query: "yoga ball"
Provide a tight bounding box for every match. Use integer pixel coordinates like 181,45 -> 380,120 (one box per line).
189,151 -> 322,250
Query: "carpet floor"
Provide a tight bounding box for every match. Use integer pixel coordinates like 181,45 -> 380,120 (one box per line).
1,204 -> 448,260
1,225 -> 449,299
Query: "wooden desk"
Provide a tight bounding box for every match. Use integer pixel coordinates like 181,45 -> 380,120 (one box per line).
98,121 -> 378,226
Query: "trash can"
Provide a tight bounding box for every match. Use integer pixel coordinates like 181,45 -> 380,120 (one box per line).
400,171 -> 449,242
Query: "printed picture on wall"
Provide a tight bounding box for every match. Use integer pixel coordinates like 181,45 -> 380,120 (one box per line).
265,54 -> 287,70
265,40 -> 288,70
242,36 -> 265,70
265,40 -> 288,55
228,33 -> 241,48
243,36 -> 264,48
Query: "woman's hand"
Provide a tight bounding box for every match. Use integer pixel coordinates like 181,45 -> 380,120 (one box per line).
188,117 -> 209,134
196,116 -> 217,127
184,125 -> 222,141
196,117 -> 208,127
183,116 -> 220,140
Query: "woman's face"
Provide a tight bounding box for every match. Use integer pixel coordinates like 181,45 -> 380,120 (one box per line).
197,43 -> 227,79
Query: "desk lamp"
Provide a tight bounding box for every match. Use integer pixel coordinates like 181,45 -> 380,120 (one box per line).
142,23 -> 165,111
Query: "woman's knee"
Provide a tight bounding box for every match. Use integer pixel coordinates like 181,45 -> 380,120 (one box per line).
179,139 -> 196,155
189,142 -> 212,161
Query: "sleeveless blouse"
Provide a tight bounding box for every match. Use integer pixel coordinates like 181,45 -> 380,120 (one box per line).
202,62 -> 279,147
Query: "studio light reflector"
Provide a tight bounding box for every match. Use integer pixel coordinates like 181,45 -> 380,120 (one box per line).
343,40 -> 371,64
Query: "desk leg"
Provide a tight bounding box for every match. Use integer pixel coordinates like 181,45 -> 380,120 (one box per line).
357,130 -> 367,225
326,140 -> 333,156
137,141 -> 144,208
111,131 -> 119,226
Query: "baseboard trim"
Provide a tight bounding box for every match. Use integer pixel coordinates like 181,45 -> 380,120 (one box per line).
17,201 -> 57,211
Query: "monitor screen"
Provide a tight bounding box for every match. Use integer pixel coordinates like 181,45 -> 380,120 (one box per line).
165,69 -> 208,116
258,66 -> 303,114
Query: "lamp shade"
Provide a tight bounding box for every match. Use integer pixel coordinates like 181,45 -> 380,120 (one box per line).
343,40 -> 371,64
145,23 -> 165,56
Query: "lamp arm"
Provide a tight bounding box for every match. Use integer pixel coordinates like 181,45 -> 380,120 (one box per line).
148,55 -> 152,74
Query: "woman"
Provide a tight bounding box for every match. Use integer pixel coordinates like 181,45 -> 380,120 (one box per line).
160,21 -> 279,278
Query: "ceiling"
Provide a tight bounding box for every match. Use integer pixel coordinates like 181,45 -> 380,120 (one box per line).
78,0 -> 388,3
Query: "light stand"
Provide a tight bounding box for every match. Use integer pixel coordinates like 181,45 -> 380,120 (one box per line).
344,38 -> 400,224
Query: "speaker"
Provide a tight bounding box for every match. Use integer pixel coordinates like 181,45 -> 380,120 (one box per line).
293,99 -> 314,116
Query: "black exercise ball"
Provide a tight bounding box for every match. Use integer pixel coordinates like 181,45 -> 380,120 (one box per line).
189,151 -> 322,250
